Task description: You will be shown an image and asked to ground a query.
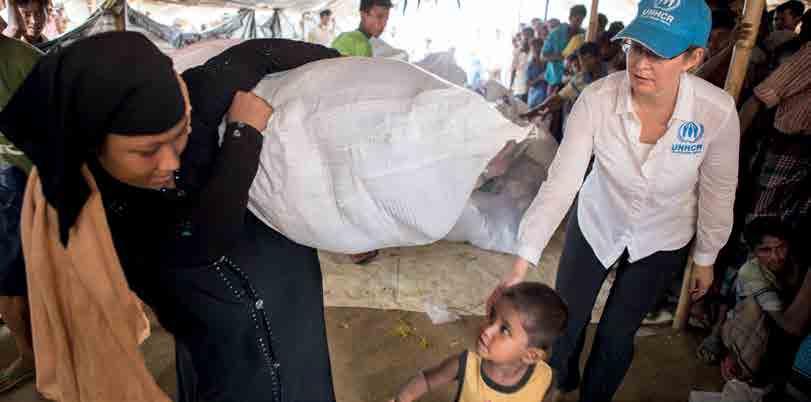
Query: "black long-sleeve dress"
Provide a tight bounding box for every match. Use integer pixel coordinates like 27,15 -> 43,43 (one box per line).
89,40 -> 342,402
90,121 -> 334,402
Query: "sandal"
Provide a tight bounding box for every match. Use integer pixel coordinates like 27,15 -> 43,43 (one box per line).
350,250 -> 379,265
0,357 -> 35,393
697,334 -> 724,365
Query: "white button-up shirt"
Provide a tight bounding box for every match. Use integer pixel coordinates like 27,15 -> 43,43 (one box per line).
516,71 -> 740,268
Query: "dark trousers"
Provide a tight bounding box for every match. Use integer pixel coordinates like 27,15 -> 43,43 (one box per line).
0,165 -> 27,296
550,203 -> 690,401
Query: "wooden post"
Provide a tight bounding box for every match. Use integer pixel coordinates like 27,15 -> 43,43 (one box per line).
543,0 -> 550,21
674,0 -> 765,331
723,0 -> 765,100
113,0 -> 127,31
586,0 -> 600,42
673,259 -> 693,330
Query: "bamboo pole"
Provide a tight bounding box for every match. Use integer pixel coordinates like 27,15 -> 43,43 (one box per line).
673,260 -> 693,330
543,0 -> 550,21
673,0 -> 765,331
586,0 -> 600,42
114,0 -> 127,31
724,0 -> 765,100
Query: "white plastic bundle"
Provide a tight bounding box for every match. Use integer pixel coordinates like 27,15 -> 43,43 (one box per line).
247,57 -> 528,253
414,51 -> 468,87
370,37 -> 410,61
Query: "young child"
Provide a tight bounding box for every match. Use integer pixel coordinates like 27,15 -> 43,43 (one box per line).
390,282 -> 568,402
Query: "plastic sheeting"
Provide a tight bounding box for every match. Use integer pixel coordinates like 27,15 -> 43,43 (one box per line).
446,128 -> 558,255
129,7 -> 258,48
34,0 -> 124,53
414,50 -> 467,87
246,57 -> 529,254
370,37 -> 410,61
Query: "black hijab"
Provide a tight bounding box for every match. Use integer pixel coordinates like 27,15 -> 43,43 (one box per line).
0,31 -> 184,245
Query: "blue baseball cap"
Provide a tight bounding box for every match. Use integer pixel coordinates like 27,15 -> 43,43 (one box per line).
613,0 -> 711,59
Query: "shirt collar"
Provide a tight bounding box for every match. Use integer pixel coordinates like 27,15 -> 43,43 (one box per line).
615,72 -> 695,123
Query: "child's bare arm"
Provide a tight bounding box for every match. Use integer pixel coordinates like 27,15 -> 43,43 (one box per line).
391,353 -> 462,402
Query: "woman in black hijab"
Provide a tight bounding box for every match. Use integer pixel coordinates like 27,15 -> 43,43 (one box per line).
0,31 -> 341,402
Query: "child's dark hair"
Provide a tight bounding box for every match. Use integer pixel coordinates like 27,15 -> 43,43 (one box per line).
744,217 -> 791,251
360,0 -> 393,12
501,282 -> 568,350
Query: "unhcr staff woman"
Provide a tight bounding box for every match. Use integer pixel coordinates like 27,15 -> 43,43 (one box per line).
489,0 -> 740,400
0,32 -> 338,402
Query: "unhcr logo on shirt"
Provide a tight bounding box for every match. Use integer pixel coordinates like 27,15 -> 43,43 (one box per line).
672,121 -> 704,154
642,0 -> 680,25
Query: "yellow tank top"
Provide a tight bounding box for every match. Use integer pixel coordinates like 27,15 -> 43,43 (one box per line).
456,350 -> 552,402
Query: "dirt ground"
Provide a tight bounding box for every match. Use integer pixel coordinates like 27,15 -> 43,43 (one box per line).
0,306 -> 722,402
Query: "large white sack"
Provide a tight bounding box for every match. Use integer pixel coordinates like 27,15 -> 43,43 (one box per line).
247,57 -> 528,253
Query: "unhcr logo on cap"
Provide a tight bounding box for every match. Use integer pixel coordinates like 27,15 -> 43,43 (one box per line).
654,0 -> 681,12
641,0 -> 677,25
672,121 -> 705,154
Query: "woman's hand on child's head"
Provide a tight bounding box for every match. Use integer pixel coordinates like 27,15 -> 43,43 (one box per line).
487,257 -> 530,312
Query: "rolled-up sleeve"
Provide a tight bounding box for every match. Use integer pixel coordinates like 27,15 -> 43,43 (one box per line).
694,97 -> 740,266
516,90 -> 595,265
754,44 -> 811,109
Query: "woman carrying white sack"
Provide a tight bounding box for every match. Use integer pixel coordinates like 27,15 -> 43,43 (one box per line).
488,0 -> 740,400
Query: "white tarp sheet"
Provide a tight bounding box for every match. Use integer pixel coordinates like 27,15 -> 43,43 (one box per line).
246,57 -> 528,253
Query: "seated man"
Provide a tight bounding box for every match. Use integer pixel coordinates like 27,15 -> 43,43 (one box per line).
331,0 -> 392,57
718,218 -> 807,382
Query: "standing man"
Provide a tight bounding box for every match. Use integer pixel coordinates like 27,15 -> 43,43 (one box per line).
4,0 -> 48,46
766,0 -> 805,51
542,5 -> 587,93
332,0 -> 393,264
332,0 -> 393,57
773,0 -> 804,32
531,17 -> 547,40
307,9 -> 335,47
